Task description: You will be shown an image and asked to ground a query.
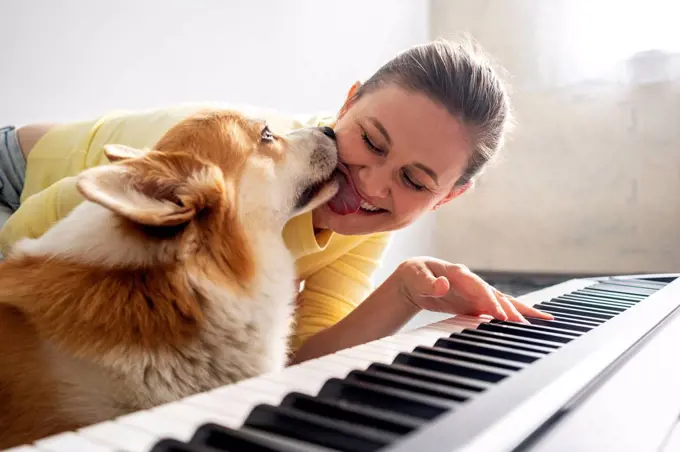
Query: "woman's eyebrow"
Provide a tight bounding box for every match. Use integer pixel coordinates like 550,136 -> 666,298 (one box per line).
413,163 -> 439,185
368,117 -> 392,146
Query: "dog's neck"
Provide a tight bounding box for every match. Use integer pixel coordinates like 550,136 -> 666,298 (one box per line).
12,202 -> 163,268
12,201 -> 285,269
4,199 -> 296,361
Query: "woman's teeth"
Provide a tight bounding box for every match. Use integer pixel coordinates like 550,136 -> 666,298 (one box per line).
360,200 -> 382,212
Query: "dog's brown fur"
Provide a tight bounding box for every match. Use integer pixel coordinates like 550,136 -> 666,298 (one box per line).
0,110 -> 338,448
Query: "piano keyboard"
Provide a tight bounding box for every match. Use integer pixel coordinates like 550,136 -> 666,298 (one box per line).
7,273 -> 680,452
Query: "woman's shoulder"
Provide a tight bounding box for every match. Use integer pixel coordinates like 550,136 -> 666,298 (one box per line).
102,103 -> 338,138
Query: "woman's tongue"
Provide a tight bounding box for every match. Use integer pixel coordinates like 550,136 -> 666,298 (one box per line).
328,165 -> 362,215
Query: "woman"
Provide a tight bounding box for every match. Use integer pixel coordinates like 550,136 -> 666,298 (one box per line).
0,39 -> 552,364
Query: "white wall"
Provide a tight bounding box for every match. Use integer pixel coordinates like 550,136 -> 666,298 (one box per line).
431,0 -> 680,275
2,0 -> 436,284
2,0 -> 428,124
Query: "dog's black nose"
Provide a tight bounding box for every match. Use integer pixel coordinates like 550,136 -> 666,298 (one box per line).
320,126 -> 336,141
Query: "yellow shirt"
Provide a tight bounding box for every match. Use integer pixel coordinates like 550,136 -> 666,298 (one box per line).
0,103 -> 392,352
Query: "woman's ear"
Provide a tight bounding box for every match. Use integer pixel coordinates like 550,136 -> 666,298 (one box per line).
432,181 -> 473,210
337,80 -> 363,119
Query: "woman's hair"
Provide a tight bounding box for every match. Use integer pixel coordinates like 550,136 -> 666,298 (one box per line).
356,37 -> 512,187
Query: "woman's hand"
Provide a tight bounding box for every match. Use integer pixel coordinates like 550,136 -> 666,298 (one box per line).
290,256 -> 555,365
395,257 -> 554,323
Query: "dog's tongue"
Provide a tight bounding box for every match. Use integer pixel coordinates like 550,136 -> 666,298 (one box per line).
328,163 -> 361,215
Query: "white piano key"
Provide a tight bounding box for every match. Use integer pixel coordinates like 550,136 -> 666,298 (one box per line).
263,365 -> 324,384
360,338 -> 421,354
77,420 -> 158,451
151,400 -> 244,428
370,332 -> 430,347
261,368 -> 337,395
296,363 -> 356,385
236,376 -> 292,397
209,384 -> 284,407
182,387 -> 267,417
297,355 -> 364,373
34,431 -> 119,452
427,317 -> 484,333
4,446 -> 43,452
387,324 -> 455,344
115,409 -> 197,443
334,345 -> 398,364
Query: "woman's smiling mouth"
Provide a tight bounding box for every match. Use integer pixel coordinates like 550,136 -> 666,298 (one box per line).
328,162 -> 388,215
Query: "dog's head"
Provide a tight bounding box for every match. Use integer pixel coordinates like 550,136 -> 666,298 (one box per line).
72,110 -> 338,276
78,110 -> 339,227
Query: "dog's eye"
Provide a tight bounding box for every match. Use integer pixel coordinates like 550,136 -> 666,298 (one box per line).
261,125 -> 274,142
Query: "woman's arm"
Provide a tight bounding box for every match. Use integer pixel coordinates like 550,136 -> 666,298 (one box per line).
290,258 -> 554,365
17,124 -> 60,160
290,268 -> 417,364
0,176 -> 83,254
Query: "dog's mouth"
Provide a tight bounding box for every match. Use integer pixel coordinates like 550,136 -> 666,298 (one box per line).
294,170 -> 341,211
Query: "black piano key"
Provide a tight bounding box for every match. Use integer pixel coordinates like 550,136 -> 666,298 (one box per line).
589,284 -> 654,296
533,304 -> 614,321
589,283 -> 657,296
149,439 -> 205,452
433,336 -> 543,363
578,288 -> 646,302
243,404 -> 396,452
536,311 -> 604,326
460,328 -> 562,349
545,298 -> 625,313
524,316 -> 594,333
539,301 -> 619,319
367,362 -> 491,393
392,351 -> 513,383
412,345 -> 527,371
189,422 -> 334,452
345,368 -> 476,402
563,290 -> 640,303
565,291 -> 642,305
549,298 -> 629,313
488,319 -> 583,337
280,392 -> 421,435
317,377 -> 453,420
604,279 -> 668,290
477,322 -> 575,344
556,294 -> 636,309
455,330 -> 555,353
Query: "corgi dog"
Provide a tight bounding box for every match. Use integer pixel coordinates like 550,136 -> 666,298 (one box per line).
0,110 -> 340,448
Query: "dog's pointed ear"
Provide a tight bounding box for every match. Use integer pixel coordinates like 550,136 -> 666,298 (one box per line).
76,155 -> 228,227
76,165 -> 196,226
104,144 -> 148,162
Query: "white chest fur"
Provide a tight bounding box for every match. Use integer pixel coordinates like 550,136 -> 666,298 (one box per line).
13,202 -> 298,418
129,235 -> 296,410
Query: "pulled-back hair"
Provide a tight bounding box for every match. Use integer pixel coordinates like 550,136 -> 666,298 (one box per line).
356,37 -> 512,186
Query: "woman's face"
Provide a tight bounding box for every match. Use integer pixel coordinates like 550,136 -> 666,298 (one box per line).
313,82 -> 473,236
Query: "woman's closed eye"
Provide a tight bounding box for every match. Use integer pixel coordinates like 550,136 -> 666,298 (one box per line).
401,169 -> 426,191
361,130 -> 428,192
361,131 -> 385,155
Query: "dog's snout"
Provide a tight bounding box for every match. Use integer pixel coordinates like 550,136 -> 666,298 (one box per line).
320,126 -> 336,141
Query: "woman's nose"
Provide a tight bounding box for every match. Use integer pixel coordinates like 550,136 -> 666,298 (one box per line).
358,166 -> 390,199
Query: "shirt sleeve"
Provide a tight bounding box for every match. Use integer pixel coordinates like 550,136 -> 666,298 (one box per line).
290,231 -> 392,353
0,176 -> 84,254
